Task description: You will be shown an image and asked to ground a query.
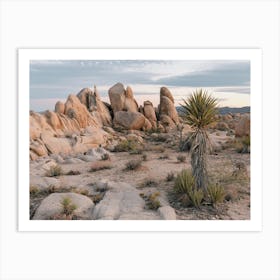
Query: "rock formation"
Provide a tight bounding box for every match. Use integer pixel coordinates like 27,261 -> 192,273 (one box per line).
77,86 -> 112,126
143,101 -> 157,129
158,87 -> 179,130
235,115 -> 250,137
108,83 -> 139,113
29,83 -> 181,159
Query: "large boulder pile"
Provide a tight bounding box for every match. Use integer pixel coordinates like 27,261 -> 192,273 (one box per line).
30,83 -> 180,159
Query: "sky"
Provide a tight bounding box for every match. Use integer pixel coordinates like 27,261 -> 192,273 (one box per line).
30,60 -> 250,111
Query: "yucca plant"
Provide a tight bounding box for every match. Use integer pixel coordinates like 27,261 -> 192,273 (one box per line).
180,89 -> 218,190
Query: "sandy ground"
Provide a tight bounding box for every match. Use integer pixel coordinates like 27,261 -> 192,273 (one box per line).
30,130 -> 250,220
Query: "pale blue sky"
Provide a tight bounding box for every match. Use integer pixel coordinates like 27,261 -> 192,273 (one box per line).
30,60 -> 250,111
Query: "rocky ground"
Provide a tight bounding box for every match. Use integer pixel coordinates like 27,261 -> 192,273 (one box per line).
30,127 -> 250,220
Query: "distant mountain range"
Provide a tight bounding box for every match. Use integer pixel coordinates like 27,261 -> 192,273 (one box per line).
176,106 -> 250,115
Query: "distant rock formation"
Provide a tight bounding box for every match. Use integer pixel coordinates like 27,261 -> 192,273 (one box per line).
158,87 -> 179,130
108,83 -> 138,113
29,83 -> 181,159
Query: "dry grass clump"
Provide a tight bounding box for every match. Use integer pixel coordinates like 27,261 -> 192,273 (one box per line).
30,185 -> 39,196
125,159 -> 142,171
166,172 -> 175,182
89,161 -> 112,172
66,170 -> 81,176
207,184 -> 225,206
140,192 -> 161,210
141,179 -> 158,188
45,164 -> 63,177
100,153 -> 111,161
223,136 -> 250,153
177,154 -> 186,162
174,169 -> 204,208
142,153 -> 148,161
114,139 -> 142,153
158,154 -> 169,160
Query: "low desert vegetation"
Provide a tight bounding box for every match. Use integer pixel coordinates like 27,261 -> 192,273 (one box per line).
177,154 -> 186,163
100,153 -> 111,161
45,164 -> 63,177
207,184 -> 225,206
174,169 -> 204,208
89,161 -> 112,172
141,178 -> 158,188
125,159 -> 142,171
142,153 -> 148,161
158,154 -> 169,160
66,170 -> 81,175
140,191 -> 161,210
61,197 -> 77,216
30,185 -> 39,196
166,172 -> 175,182
114,139 -> 142,153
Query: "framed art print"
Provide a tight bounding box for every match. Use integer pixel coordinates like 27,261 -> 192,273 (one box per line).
18,48 -> 262,231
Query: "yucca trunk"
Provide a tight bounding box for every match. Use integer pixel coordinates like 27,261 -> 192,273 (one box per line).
190,129 -> 209,190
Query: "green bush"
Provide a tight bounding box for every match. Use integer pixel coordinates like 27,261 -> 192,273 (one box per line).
61,197 -> 77,216
207,184 -> 225,206
174,169 -> 204,208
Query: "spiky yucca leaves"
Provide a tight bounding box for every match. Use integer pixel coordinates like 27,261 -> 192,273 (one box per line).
180,89 -> 218,129
180,89 -> 218,190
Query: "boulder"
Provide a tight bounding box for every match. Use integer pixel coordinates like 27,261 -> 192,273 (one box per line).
235,115 -> 250,137
114,111 -> 151,130
54,101 -> 65,114
124,86 -> 138,112
77,87 -> 112,126
158,87 -> 179,126
41,132 -> 73,155
143,101 -> 157,128
160,87 -> 175,103
64,94 -> 98,128
30,141 -> 48,157
92,182 -> 145,220
33,193 -> 94,220
108,83 -> 126,113
158,206 -> 177,220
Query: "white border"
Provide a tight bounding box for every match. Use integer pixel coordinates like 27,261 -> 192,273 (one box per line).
18,48 -> 262,232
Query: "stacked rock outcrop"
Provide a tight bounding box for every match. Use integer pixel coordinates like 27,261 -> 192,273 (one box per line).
30,83 -> 180,159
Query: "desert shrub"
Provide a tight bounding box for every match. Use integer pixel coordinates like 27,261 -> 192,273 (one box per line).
101,153 -> 111,161
89,161 -> 112,172
207,184 -> 225,206
114,140 -> 140,152
174,169 -> 204,208
158,154 -> 169,160
61,197 -> 77,216
166,172 -> 175,182
92,193 -> 105,204
47,185 -> 59,194
177,154 -> 186,162
142,153 -> 148,161
152,146 -> 165,153
66,170 -> 81,175
125,159 -> 142,171
45,164 -> 63,177
140,192 -> 161,210
141,179 -> 158,188
30,185 -> 39,196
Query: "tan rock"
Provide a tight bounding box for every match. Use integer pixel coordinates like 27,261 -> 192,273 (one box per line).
30,141 -> 48,157
124,86 -> 138,112
158,87 -> 179,127
33,193 -> 94,220
54,101 -> 65,114
41,132 -> 73,154
143,100 -> 157,128
114,111 -> 149,130
235,115 -> 250,137
108,83 -> 126,113
160,87 -> 175,103
64,94 -> 98,128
